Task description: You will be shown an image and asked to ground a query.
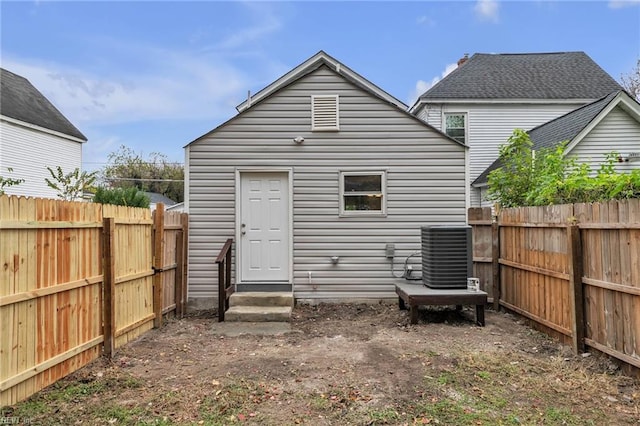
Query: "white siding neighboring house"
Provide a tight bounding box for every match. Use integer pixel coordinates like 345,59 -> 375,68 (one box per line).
185,51 -> 467,308
0,68 -> 87,199
473,91 -> 640,193
410,52 -> 624,207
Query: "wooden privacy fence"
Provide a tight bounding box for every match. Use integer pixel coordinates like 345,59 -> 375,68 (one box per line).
469,200 -> 640,371
0,196 -> 188,406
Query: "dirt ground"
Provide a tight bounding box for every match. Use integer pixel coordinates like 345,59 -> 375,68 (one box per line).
5,303 -> 640,425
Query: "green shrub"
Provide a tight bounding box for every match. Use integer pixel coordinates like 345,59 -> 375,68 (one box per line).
487,130 -> 640,207
92,187 -> 150,208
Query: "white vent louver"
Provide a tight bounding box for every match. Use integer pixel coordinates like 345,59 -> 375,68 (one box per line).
311,95 -> 339,131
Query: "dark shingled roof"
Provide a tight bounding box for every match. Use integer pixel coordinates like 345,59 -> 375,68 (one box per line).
143,192 -> 177,206
473,91 -> 621,186
418,52 -> 623,100
1,68 -> 87,141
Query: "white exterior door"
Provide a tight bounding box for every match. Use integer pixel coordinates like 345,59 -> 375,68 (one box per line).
239,172 -> 290,282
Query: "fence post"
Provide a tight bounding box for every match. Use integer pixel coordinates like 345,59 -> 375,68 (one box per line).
103,217 -> 116,357
218,259 -> 226,322
180,213 -> 189,317
153,203 -> 165,328
567,224 -> 585,354
491,221 -> 501,311
175,229 -> 184,318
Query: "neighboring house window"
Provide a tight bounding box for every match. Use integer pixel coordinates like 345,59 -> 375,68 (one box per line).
340,171 -> 386,215
312,95 -> 339,131
445,113 -> 466,143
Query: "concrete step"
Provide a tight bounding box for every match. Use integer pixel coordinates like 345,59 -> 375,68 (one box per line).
224,305 -> 292,322
229,292 -> 293,308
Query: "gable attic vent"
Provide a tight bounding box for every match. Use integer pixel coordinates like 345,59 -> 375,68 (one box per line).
311,95 -> 339,131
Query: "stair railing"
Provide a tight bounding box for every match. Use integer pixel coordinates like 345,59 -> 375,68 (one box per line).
216,238 -> 234,321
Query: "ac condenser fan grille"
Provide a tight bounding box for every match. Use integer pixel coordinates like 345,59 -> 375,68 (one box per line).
421,225 -> 472,289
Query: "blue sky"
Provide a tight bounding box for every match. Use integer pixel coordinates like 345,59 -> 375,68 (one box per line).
2,1 -> 639,170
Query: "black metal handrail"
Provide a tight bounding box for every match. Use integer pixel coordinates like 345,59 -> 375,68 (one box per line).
215,238 -> 234,321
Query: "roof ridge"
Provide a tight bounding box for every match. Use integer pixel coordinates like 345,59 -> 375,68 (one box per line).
236,50 -> 408,113
0,67 -> 87,141
414,51 -> 621,102
527,90 -> 620,133
474,51 -> 585,56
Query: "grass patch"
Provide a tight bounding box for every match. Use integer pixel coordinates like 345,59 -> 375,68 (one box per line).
198,379 -> 268,424
415,398 -> 493,425
415,351 -> 613,425
3,374 -> 146,423
365,407 -> 403,424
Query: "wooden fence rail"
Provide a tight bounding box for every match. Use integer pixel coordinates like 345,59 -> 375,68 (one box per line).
469,199 -> 640,372
0,196 -> 188,406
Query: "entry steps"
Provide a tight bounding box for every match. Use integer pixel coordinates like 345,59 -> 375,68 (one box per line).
224,291 -> 293,322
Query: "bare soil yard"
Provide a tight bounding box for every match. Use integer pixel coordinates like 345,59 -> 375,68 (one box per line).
4,303 -> 640,425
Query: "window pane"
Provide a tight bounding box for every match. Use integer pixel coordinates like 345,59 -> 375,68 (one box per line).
447,128 -> 465,140
344,175 -> 381,192
446,114 -> 465,129
344,195 -> 382,211
445,114 -> 465,143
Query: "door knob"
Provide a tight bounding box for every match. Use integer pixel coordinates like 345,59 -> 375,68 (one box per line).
241,223 -> 246,235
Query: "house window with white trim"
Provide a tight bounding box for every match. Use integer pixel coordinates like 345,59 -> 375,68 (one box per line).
340,171 -> 386,216
445,113 -> 466,143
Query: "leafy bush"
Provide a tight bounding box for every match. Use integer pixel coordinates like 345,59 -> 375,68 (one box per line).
487,129 -> 640,207
100,145 -> 184,202
0,167 -> 25,195
92,187 -> 150,208
45,166 -> 97,201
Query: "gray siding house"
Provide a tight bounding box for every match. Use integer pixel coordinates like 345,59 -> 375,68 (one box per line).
410,52 -> 623,207
185,51 -> 467,307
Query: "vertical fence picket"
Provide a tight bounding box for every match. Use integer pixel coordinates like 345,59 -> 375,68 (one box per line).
103,217 -> 116,357
153,204 -> 165,328
491,221 -> 500,311
175,229 -> 184,318
181,213 -> 189,317
567,224 -> 585,354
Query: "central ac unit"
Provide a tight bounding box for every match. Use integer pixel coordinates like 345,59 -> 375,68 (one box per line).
421,225 -> 472,289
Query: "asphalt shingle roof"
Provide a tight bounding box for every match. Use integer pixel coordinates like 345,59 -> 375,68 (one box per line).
473,91 -> 621,186
144,192 -> 177,206
419,52 -> 623,100
1,68 -> 87,141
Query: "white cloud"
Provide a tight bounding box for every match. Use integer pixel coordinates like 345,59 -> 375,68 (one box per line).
207,2 -> 283,51
416,15 -> 435,26
408,63 -> 458,105
609,0 -> 640,8
2,52 -> 248,127
215,18 -> 281,50
474,0 -> 500,23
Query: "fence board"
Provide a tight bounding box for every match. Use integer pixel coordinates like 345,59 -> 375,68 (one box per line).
471,199 -> 640,371
161,210 -> 184,315
104,204 -> 155,348
468,208 -> 494,299
1,195 -> 187,406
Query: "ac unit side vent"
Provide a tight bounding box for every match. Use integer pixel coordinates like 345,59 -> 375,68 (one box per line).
421,225 -> 472,289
